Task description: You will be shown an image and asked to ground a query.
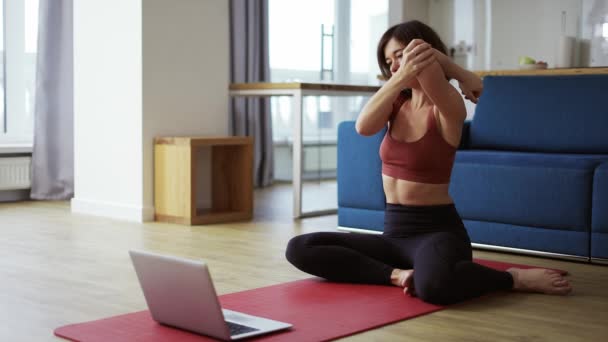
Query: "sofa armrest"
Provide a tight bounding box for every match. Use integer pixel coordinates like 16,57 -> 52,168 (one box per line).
337,121 -> 386,211
592,161 -> 608,260
459,120 -> 471,150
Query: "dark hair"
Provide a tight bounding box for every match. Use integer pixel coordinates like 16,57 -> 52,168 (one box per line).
377,20 -> 448,81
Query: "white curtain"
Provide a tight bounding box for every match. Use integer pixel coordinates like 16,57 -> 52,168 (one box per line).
30,0 -> 74,200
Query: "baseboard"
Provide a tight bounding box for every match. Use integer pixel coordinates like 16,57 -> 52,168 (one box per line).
0,189 -> 30,202
71,197 -> 155,223
591,258 -> 608,265
337,226 -> 382,234
470,243 -> 589,262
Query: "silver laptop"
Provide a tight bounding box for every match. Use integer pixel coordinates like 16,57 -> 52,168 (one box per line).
129,250 -> 292,340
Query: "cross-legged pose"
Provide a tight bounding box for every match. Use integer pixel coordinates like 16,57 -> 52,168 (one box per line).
286,20 -> 572,305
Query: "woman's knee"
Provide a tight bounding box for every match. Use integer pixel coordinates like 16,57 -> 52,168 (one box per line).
414,271 -> 459,305
285,233 -> 319,266
414,277 -> 440,304
285,235 -> 305,264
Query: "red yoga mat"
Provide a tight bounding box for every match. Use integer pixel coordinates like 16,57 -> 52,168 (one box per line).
54,259 -> 566,342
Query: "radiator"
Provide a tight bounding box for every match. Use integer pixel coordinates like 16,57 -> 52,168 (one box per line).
0,157 -> 32,190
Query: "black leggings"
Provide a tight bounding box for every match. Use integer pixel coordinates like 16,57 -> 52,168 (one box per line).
285,204 -> 513,305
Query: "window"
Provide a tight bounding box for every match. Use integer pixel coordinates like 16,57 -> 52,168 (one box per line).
1,0 -> 5,133
269,0 -> 335,82
269,0 -> 387,145
1,0 -> 39,145
349,0 -> 388,83
268,0 -> 388,188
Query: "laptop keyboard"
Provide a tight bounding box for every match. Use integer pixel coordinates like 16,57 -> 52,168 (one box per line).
227,321 -> 260,336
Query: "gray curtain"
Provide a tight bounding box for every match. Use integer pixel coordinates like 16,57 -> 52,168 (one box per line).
30,0 -> 74,200
229,0 -> 273,187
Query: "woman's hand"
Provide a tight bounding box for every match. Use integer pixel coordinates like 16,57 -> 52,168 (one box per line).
458,73 -> 483,103
393,39 -> 436,85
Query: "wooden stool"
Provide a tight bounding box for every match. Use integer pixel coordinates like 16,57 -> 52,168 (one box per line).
154,136 -> 253,225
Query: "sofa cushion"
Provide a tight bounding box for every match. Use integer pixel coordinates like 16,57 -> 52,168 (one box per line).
449,150 -> 607,231
337,122 -> 386,211
470,75 -> 608,153
592,162 -> 608,259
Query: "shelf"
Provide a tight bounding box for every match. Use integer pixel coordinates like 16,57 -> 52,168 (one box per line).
154,136 -> 253,225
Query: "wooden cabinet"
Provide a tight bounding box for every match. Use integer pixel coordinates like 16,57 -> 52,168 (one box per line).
154,136 -> 253,225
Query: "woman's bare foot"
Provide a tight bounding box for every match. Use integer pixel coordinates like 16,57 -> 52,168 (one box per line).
391,268 -> 416,296
507,268 -> 572,295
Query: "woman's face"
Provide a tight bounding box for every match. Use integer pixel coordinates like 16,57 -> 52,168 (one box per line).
384,37 -> 406,76
384,37 -> 419,88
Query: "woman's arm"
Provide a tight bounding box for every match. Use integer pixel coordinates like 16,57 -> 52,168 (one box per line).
416,60 -> 467,123
433,49 -> 467,80
433,49 -> 483,103
356,41 -> 435,136
355,76 -> 406,136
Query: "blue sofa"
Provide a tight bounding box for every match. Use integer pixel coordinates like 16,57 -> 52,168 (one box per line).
337,75 -> 608,263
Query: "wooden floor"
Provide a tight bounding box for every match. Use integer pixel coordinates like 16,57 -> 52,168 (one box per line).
1,184 -> 607,341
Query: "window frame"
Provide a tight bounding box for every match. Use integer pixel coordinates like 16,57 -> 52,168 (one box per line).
0,0 -> 37,147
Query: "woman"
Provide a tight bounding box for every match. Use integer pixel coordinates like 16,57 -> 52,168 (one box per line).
286,21 -> 571,305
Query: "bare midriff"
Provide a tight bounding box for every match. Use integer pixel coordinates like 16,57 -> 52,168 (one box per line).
382,174 -> 453,205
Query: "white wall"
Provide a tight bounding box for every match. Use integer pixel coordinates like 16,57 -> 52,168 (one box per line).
429,0 -> 454,47
489,0 -> 582,69
142,0 -> 229,215
388,0 -> 406,26
73,0 -> 144,221
73,0 -> 229,222
403,0 -> 430,22
387,0 -> 596,70
389,0 -> 430,25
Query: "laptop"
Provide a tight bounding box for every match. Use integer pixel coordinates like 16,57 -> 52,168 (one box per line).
129,250 -> 292,340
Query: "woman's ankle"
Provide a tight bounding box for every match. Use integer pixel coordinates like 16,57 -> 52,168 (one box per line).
390,269 -> 403,286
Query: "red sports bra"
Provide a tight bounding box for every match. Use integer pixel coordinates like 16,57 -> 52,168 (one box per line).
379,97 -> 457,184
